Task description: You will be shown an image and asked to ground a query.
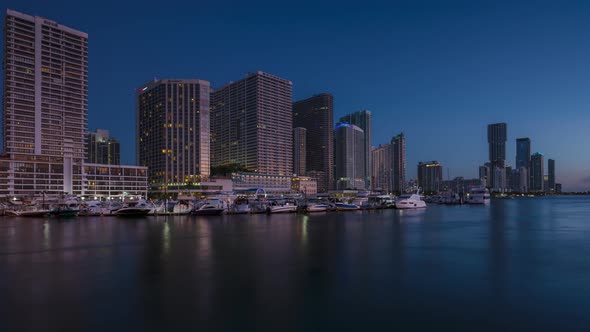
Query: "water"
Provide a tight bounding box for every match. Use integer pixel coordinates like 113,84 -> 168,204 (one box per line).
1,196 -> 590,331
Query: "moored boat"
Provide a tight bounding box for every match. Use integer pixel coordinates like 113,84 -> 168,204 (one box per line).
192,204 -> 225,216
395,191 -> 427,209
465,187 -> 491,205
113,199 -> 152,217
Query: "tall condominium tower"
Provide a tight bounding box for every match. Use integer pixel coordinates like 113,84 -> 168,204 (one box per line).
371,144 -> 391,192
339,110 -> 371,189
211,71 -> 292,175
0,9 -> 147,196
488,123 -> 507,191
3,9 -> 87,159
136,79 -> 211,191
86,129 -> 120,165
293,93 -> 334,192
418,161 -> 443,193
391,132 -> 406,194
530,152 -> 544,192
293,127 -> 306,176
548,159 -> 555,193
334,123 -> 365,190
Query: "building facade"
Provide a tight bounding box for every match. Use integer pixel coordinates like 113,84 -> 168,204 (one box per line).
530,152 -> 544,192
515,137 -> 531,191
417,161 -> 443,193
136,79 -> 210,193
339,110 -> 371,189
1,9 -> 147,196
391,132 -> 406,194
211,71 -> 293,176
293,127 -> 306,176
87,129 -> 120,165
3,9 -> 87,160
547,159 -> 555,193
291,176 -> 318,197
488,123 -> 507,191
334,123 -> 365,190
292,93 -> 334,192
371,144 -> 391,192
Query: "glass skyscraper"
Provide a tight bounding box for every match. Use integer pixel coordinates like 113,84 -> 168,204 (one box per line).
334,123 -> 365,190
293,93 -> 334,192
488,123 -> 507,191
530,152 -> 544,192
339,110 -> 371,189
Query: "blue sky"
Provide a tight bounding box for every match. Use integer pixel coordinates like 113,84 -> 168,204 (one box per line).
3,0 -> 590,191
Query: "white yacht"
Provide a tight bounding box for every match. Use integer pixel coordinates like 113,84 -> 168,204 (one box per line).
395,192 -> 427,209
465,187 -> 491,205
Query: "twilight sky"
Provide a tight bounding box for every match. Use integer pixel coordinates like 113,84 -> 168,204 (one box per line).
3,0 -> 590,191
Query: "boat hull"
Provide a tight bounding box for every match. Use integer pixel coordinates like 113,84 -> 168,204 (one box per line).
192,208 -> 225,216
114,208 -> 151,217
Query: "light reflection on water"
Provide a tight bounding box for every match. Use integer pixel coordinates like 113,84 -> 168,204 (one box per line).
0,196 -> 589,331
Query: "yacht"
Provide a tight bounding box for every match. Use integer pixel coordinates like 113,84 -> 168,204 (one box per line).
395,192 -> 427,209
113,199 -> 152,217
49,199 -> 80,217
192,204 -> 225,216
78,200 -> 103,216
6,205 -> 50,217
306,203 -> 330,212
465,187 -> 491,205
267,200 -> 298,213
171,200 -> 194,215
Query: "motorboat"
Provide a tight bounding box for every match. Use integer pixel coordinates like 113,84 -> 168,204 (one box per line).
395,192 -> 427,209
334,202 -> 360,211
192,204 -> 225,216
465,187 -> 491,204
306,203 -> 330,212
113,199 -> 152,217
49,199 -> 80,217
171,200 -> 194,215
267,201 -> 298,213
78,200 -> 104,216
6,205 -> 50,217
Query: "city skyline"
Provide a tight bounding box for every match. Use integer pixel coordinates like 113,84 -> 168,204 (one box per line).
2,1 -> 590,191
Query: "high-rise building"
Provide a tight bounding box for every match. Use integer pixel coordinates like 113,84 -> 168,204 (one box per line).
86,129 -> 120,165
391,132 -> 406,194
548,159 -> 555,193
0,9 -> 146,196
292,93 -> 334,192
334,123 -> 365,189
211,71 -> 292,176
515,137 -> 531,191
530,152 -> 544,192
479,163 -> 491,187
371,144 -> 391,192
3,9 -> 87,159
418,161 -> 443,193
516,138 -> 531,169
339,110 -> 371,189
488,123 -> 507,191
136,79 -> 211,192
293,127 -> 306,176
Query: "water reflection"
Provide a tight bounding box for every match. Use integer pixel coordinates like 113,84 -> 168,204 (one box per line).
1,198 -> 590,331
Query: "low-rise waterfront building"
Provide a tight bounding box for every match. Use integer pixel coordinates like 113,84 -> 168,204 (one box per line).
291,176 -> 317,197
231,172 -> 293,195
